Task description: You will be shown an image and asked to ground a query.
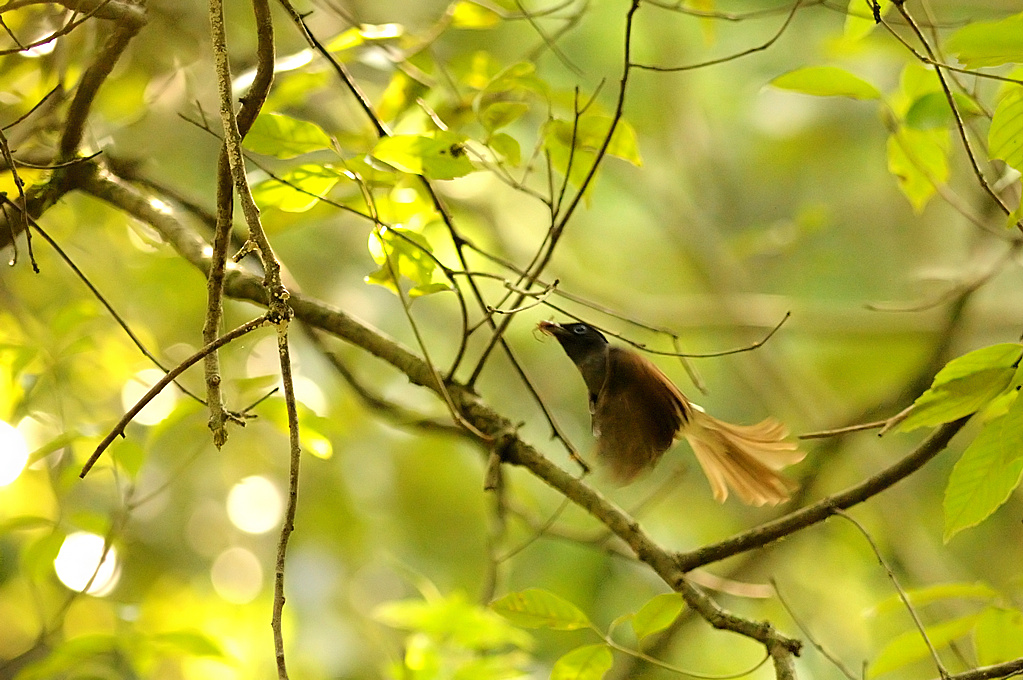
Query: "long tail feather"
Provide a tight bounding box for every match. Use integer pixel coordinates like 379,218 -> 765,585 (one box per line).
684,411 -> 804,506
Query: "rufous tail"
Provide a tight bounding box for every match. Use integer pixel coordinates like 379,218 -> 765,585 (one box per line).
684,411 -> 804,506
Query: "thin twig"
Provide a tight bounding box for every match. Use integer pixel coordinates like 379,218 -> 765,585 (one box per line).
79,315 -> 271,478
836,510 -> 949,679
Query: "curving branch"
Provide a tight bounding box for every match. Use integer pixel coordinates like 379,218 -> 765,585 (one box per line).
675,417 -> 970,571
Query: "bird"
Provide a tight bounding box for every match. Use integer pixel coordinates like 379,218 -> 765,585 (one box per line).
538,320 -> 804,505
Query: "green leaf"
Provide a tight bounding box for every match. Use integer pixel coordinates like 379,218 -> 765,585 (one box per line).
365,226 -> 445,295
886,127 -> 949,213
374,592 -> 533,650
490,588 -> 591,630
479,101 -> 529,132
943,392 -> 1023,541
409,282 -> 452,298
989,86 -> 1023,174
244,113 -> 333,159
550,644 -> 613,680
488,133 -> 521,165
0,515 -> 54,535
372,132 -> 474,180
868,615 -> 979,677
110,438 -> 145,479
867,582 -> 999,616
899,343 -> 1023,431
946,12 -> 1023,68
843,0 -> 891,41
905,92 -> 981,130
251,164 -> 344,212
451,0 -> 501,28
770,66 -> 881,100
631,592 -> 685,640
543,116 -> 642,189
153,630 -> 226,658
974,607 -> 1023,665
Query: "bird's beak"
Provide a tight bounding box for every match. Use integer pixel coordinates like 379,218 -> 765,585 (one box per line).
537,320 -> 566,337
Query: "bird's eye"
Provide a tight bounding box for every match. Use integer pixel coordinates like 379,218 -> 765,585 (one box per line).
573,326 -> 587,335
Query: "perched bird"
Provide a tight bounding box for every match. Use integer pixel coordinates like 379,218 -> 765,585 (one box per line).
538,320 -> 804,505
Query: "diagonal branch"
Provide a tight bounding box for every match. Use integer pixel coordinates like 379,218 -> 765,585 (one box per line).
675,417 -> 970,571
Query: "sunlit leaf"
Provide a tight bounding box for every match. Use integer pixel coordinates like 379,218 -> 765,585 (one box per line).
844,0 -> 891,41
631,592 -> 685,640
452,651 -> 534,680
974,607 -> 1023,665
451,1 -> 501,28
488,132 -> 521,165
365,226 -> 445,294
491,588 -> 591,630
375,591 -> 534,650
326,27 -> 363,52
943,392 -> 1023,541
868,615 -> 979,677
886,127 -> 949,213
770,66 -> 881,100
251,164 -> 343,212
905,92 -> 981,130
989,85 -> 1023,174
110,438 -> 145,479
899,343 -> 1022,431
372,132 -> 474,180
154,630 -> 226,658
409,282 -> 452,298
551,644 -> 613,680
946,12 -> 1023,68
15,633 -> 120,680
867,582 -> 999,616
0,516 -> 54,535
244,113 -> 334,159
479,101 -> 529,132
20,528 -> 66,581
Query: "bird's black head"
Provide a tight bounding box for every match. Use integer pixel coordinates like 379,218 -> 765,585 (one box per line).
538,321 -> 609,366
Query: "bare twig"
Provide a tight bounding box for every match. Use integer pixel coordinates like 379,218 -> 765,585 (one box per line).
79,315 -> 272,478
837,510 -> 949,679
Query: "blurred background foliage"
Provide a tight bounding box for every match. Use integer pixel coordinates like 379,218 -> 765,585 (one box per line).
1,0 -> 1023,679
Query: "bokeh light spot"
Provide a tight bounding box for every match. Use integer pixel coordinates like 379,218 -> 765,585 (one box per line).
54,532 -> 120,595
0,420 -> 29,486
226,476 -> 283,535
210,547 -> 263,604
121,368 -> 178,426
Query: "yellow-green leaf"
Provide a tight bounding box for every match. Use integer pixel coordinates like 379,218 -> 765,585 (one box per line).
551,644 -> 613,680
365,227 -> 443,295
490,588 -> 591,630
488,132 -> 521,165
479,101 -> 528,132
770,66 -> 881,100
886,127 -> 949,213
989,85 -> 1023,174
631,592 -> 685,640
451,0 -> 501,28
899,343 -> 1022,431
372,132 -> 474,180
867,582 -> 998,617
943,392 -> 1023,542
868,615 -> 979,677
244,113 -> 333,159
946,12 -> 1023,68
251,164 -> 343,212
844,0 -> 891,41
974,607 -> 1023,666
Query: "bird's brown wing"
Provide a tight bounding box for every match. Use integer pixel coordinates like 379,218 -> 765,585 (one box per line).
594,348 -> 690,483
